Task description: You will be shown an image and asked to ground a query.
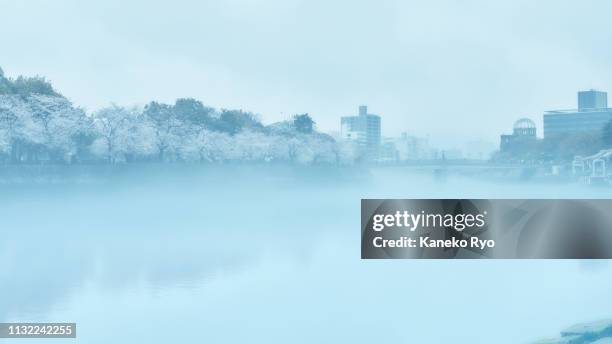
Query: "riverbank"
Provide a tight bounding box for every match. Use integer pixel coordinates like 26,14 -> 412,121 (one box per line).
534,320 -> 612,343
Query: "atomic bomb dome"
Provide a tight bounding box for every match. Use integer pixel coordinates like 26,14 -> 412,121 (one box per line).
500,117 -> 538,153
513,118 -> 537,137
514,118 -> 536,130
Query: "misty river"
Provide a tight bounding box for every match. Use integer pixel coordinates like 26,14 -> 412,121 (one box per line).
0,165 -> 610,343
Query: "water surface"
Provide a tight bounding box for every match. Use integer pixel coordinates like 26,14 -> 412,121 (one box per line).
1,166 -> 610,343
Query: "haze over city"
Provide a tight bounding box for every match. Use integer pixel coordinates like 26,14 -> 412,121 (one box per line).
3,0 -> 612,148
3,1 -> 612,343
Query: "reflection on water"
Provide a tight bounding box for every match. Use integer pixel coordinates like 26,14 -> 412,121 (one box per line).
0,166 -> 611,343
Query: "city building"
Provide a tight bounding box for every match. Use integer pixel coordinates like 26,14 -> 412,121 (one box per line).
379,138 -> 399,163
340,105 -> 381,160
394,132 -> 437,160
544,90 -> 612,137
500,118 -> 537,152
578,89 -> 607,110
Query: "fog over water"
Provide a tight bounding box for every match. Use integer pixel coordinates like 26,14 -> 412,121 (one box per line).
1,166 -> 611,343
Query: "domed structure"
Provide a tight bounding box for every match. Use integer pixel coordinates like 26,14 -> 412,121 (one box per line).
513,118 -> 536,136
500,117 -> 538,154
514,118 -> 536,130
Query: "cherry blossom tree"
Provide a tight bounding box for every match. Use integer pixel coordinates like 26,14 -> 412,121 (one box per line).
0,95 -> 34,161
143,102 -> 184,162
27,95 -> 89,162
91,105 -> 136,163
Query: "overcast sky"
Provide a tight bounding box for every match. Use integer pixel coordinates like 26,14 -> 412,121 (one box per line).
2,0 -> 612,148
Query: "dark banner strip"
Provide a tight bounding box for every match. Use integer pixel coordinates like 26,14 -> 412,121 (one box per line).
361,199 -> 612,259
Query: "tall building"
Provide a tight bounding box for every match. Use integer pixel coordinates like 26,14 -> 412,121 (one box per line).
341,105 -> 381,160
544,90 -> 612,137
578,89 -> 607,110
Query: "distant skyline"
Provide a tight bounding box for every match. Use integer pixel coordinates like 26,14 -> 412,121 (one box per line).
3,0 -> 612,149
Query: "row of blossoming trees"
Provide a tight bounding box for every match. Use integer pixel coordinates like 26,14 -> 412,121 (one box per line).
0,70 -> 356,165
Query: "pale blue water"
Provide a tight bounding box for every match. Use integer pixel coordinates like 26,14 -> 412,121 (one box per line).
1,166 -> 611,343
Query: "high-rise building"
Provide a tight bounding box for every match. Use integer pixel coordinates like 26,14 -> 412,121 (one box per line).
340,105 -> 381,160
543,90 -> 612,138
578,89 -> 607,110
